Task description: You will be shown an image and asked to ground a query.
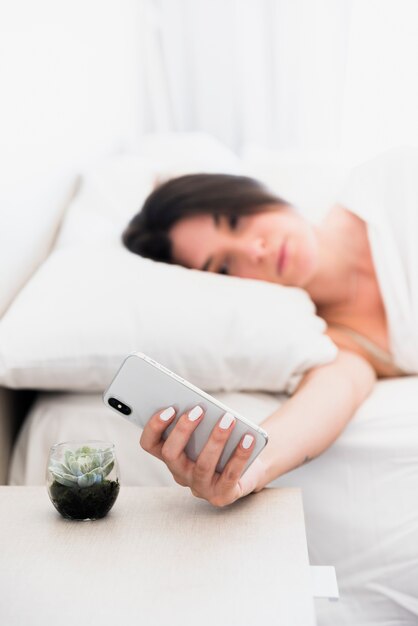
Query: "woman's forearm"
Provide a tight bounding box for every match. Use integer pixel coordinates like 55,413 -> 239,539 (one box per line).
255,350 -> 376,488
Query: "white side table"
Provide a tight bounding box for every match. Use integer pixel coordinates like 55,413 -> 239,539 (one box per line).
0,486 -> 319,625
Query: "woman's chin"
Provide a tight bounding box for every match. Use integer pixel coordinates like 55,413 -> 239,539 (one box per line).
286,256 -> 318,289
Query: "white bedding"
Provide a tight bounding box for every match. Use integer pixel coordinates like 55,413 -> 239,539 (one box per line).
338,146 -> 418,373
9,389 -> 282,486
9,376 -> 418,625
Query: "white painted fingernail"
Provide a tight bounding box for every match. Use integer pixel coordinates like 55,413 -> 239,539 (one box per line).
188,405 -> 203,421
219,412 -> 235,430
242,434 -> 254,449
160,407 -> 175,421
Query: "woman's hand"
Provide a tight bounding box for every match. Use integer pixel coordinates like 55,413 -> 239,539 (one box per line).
140,405 -> 267,507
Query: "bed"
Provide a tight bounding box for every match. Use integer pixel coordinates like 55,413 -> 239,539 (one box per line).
2,134 -> 418,625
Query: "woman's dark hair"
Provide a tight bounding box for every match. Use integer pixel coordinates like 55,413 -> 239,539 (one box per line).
122,173 -> 288,265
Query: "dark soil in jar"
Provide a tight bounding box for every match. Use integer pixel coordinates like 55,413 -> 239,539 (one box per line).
49,479 -> 120,520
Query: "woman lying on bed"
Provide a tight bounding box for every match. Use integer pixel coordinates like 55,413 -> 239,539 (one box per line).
122,147 -> 418,508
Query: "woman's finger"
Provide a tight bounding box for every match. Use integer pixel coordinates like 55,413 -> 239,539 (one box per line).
191,412 -> 236,492
215,433 -> 256,494
139,406 -> 177,459
160,405 -> 204,465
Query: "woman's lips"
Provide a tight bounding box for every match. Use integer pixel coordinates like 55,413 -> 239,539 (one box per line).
277,242 -> 287,275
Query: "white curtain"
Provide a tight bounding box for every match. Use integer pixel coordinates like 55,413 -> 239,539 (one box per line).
341,0 -> 418,160
141,0 -> 418,158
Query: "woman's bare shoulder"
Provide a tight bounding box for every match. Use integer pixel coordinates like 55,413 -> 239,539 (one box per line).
323,203 -> 366,233
325,326 -> 398,379
326,326 -> 371,362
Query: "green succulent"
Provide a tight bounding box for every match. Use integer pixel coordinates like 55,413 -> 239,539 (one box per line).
49,446 -> 115,488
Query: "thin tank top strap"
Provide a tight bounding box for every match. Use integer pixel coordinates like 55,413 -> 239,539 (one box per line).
329,322 -> 406,375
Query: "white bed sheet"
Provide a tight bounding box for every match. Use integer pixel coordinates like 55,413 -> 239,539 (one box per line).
9,378 -> 418,626
9,389 -> 282,487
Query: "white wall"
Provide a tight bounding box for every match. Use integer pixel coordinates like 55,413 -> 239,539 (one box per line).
0,0 -> 144,314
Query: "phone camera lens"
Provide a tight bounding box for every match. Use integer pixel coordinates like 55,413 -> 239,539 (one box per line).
108,397 -> 131,415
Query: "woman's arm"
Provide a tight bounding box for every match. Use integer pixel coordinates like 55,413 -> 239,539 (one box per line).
254,349 -> 376,489
139,349 -> 376,507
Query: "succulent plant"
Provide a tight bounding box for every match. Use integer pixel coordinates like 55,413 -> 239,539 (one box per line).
48,445 -> 115,489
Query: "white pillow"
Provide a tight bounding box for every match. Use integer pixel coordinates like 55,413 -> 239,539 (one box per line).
0,136 -> 337,392
55,154 -> 156,248
138,131 -> 243,178
0,245 -> 336,392
57,132 -> 243,248
0,177 -> 76,318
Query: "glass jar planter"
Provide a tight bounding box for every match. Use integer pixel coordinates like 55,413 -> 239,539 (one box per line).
46,441 -> 120,521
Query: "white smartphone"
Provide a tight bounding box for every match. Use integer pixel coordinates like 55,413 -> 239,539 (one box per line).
103,352 -> 268,476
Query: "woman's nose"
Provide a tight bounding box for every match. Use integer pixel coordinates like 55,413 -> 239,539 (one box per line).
243,237 -> 266,262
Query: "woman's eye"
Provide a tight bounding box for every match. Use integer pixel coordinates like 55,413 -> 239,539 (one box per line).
229,215 -> 239,230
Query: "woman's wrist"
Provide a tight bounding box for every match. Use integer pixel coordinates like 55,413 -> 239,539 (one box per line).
247,457 -> 270,494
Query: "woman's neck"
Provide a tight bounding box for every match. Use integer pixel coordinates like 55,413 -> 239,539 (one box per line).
304,206 -> 362,310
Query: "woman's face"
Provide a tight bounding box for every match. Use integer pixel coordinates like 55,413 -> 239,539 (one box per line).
169,205 -> 320,288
